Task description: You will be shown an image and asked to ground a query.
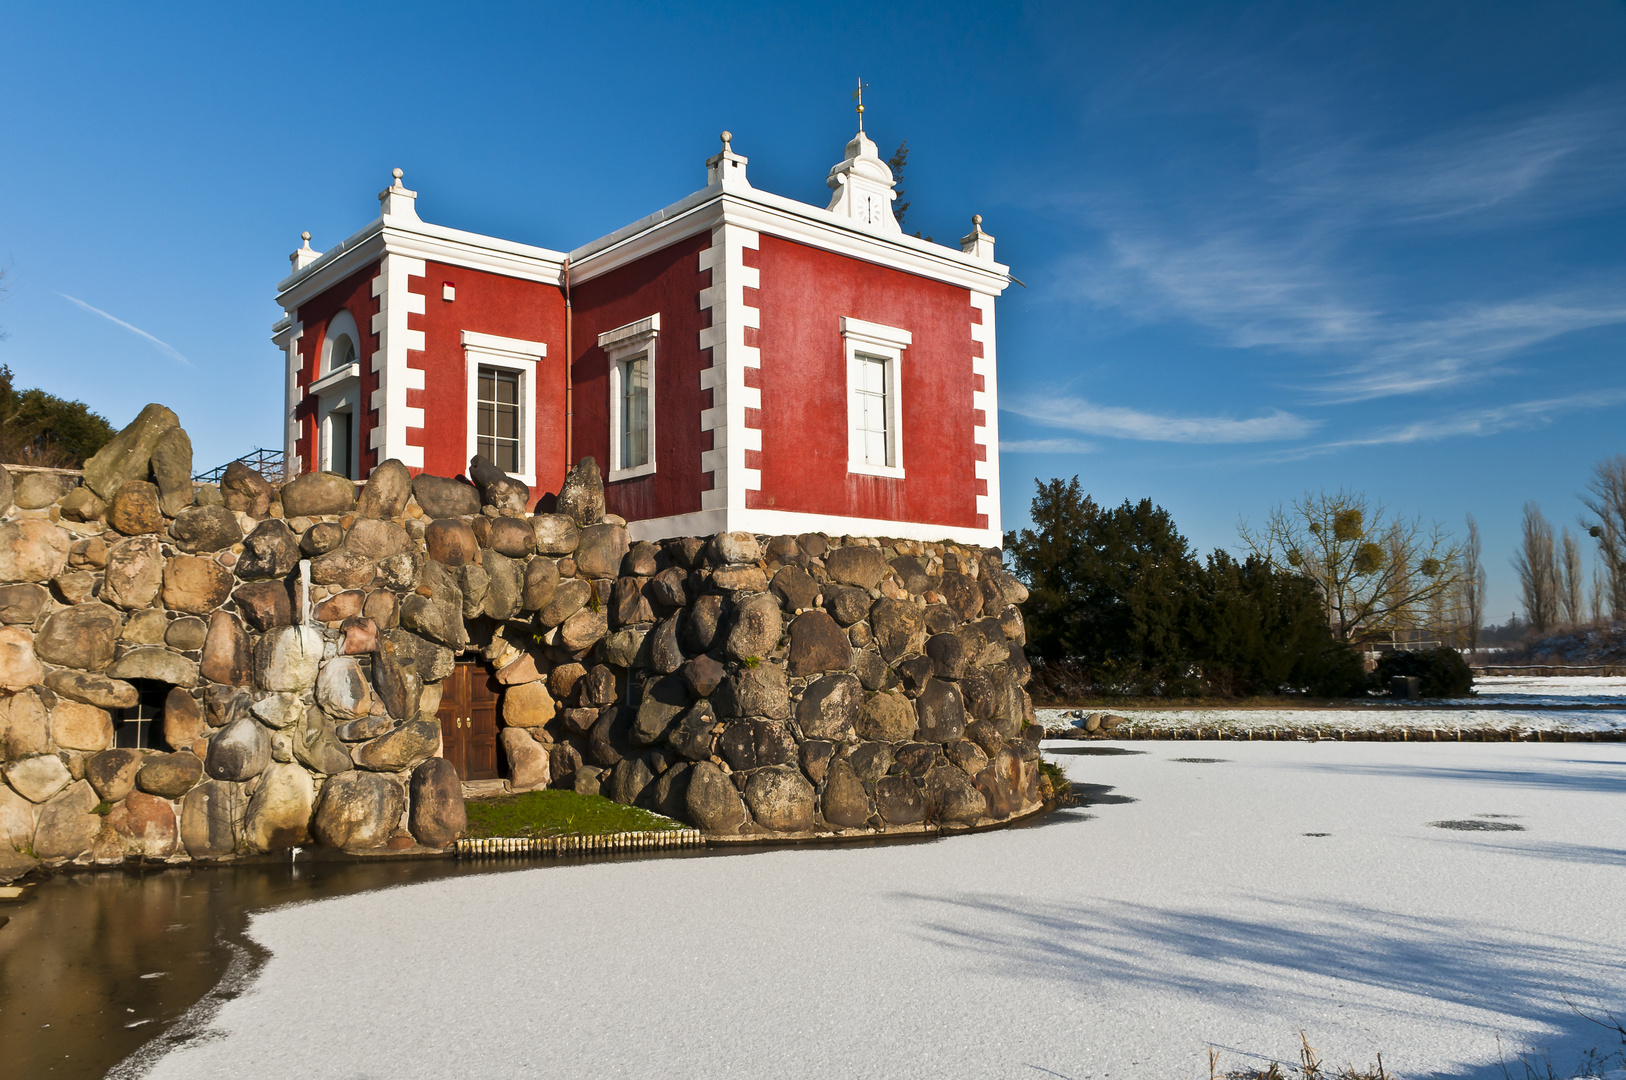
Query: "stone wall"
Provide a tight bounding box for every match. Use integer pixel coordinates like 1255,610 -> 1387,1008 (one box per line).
0,404 -> 1040,873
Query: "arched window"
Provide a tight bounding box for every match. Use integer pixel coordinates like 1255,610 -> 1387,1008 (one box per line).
314,310 -> 363,480
320,309 -> 362,377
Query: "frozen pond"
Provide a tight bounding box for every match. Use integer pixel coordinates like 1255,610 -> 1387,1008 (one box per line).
129,741 -> 1626,1080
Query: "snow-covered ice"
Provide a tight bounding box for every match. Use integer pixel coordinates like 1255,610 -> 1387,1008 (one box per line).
135,741 -> 1626,1080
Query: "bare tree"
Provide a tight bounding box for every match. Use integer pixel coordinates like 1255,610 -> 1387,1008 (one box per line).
1582,455 -> 1626,620
1593,562 -> 1608,626
1513,502 -> 1559,635
1559,528 -> 1584,627
1457,514 -> 1487,650
1239,489 -> 1464,643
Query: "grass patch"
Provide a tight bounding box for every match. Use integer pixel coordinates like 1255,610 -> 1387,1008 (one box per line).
463,790 -> 685,840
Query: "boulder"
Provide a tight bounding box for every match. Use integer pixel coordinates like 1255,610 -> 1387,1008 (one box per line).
59,486 -> 106,522
224,519 -> 295,580
254,625 -> 324,692
599,627 -> 647,669
724,591 -> 782,662
312,656 -> 372,720
939,571 -> 984,623
141,423 -> 192,515
649,566 -> 688,608
482,550 -> 523,621
425,519 -> 478,566
502,680 -> 557,728
311,770 -> 403,850
559,607 -> 609,651
200,611 -> 252,686
667,700 -> 719,762
382,626 -> 455,683
356,458 -> 412,518
685,760 -> 746,833
469,454 -> 531,513
36,602 -> 123,671
611,575 -> 655,626
680,653 -> 726,699
537,577 -> 591,628
206,716 -> 271,781
333,715 -> 393,742
796,673 -> 862,742
0,582 -> 49,624
853,649 -> 896,692
352,719 -> 440,772
0,784 -> 33,852
171,504 -> 242,554
0,626 -> 43,692
924,765 -> 987,824
32,780 -> 102,859
487,516 -> 534,558
51,699 -> 113,751
631,676 -> 689,747
497,727 -> 549,792
82,403 -> 179,501
744,766 -> 816,832
0,463 -> 10,511
109,480 -> 164,535
684,594 -> 726,651
926,632 -> 975,680
411,474 -> 481,519
787,610 -> 852,676
164,616 -> 209,651
106,790 -> 179,858
300,521 -> 345,555
713,662 -> 791,719
12,471 -> 62,509
408,758 -> 466,847
858,691 -> 917,742
646,615 -> 684,674
769,565 -> 819,612
575,522 -> 629,579
0,519 -> 72,584
4,752 -> 72,803
180,779 -> 247,857
521,556 -> 560,611
309,547 -> 377,590
46,670 -> 138,710
556,457 -> 605,526
874,775 -> 926,825
870,598 -> 926,663
281,471 -> 357,517
822,584 -> 871,626
120,607 -> 168,644
243,762 -> 314,850
162,555 -> 234,615
1,689 -> 50,757
974,747 -> 1039,820
530,514 -> 579,556
916,678 -> 968,743
106,648 -> 199,687
825,545 -> 891,590
137,751 -> 204,798
821,759 -> 873,828
233,580 -> 293,630
586,707 -> 631,768
221,461 -> 273,516
603,754 -> 653,806
649,761 -> 693,819
293,708 -> 353,775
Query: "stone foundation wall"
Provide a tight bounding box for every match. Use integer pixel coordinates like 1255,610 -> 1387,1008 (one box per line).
0,404 -> 1040,872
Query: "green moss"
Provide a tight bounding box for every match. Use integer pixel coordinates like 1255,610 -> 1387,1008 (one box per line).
92,801 -> 114,816
743,655 -> 761,668
463,790 -> 685,840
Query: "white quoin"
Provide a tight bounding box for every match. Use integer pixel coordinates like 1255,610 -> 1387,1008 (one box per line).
825,130 -> 901,235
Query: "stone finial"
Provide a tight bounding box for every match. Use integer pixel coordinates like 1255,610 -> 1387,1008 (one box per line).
959,213 -> 995,260
706,131 -> 750,190
825,128 -> 900,235
379,167 -> 420,221
289,231 -> 322,272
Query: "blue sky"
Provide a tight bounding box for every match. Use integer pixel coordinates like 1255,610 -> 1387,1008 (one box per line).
2,1 -> 1624,621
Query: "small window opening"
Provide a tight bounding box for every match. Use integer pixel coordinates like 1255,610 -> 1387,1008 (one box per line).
477,366 -> 521,474
856,354 -> 891,467
113,679 -> 169,750
330,411 -> 354,479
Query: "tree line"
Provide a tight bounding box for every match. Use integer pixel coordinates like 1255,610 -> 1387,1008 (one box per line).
1512,455 -> 1626,636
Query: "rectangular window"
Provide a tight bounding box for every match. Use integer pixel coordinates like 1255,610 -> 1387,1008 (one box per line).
620,353 -> 650,469
841,317 -> 911,479
477,366 -> 521,474
113,680 -> 167,750
856,354 -> 890,466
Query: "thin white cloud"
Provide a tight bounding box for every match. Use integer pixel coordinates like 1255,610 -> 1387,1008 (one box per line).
998,438 -> 1096,454
56,292 -> 192,367
1263,389 -> 1626,460
1044,87 -> 1626,401
1005,395 -> 1316,444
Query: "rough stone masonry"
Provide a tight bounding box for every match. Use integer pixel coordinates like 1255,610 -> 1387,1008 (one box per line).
0,404 -> 1041,873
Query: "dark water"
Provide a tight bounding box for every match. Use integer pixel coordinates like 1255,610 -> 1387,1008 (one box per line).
0,855 -> 560,1079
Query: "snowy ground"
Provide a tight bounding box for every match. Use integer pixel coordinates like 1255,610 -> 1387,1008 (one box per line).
133,741 -> 1626,1080
1040,676 -> 1626,736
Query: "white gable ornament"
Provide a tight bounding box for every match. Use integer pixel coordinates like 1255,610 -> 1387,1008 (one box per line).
826,129 -> 901,235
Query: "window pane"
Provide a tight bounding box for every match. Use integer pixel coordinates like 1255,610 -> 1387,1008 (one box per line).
476,366 -> 523,473
621,354 -> 650,468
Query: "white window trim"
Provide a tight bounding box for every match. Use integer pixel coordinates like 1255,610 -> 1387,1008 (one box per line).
600,314 -> 659,481
462,330 -> 544,487
319,309 -> 361,378
841,316 -> 910,479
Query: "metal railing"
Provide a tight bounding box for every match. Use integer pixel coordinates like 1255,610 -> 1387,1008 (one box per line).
194,447 -> 286,485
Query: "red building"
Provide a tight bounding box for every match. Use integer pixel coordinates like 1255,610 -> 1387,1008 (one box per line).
273,128 -> 1011,546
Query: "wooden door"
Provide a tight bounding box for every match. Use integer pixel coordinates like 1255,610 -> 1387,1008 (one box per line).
436,662 -> 503,781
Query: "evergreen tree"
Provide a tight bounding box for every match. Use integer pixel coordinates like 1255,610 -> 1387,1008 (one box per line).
0,365 -> 116,467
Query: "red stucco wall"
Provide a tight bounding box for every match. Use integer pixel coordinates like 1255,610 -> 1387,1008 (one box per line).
570,231 -> 714,523
294,263 -> 380,477
749,235 -> 983,529
414,262 -> 569,497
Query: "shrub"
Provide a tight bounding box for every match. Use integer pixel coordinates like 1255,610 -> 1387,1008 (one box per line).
1374,647 -> 1473,697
